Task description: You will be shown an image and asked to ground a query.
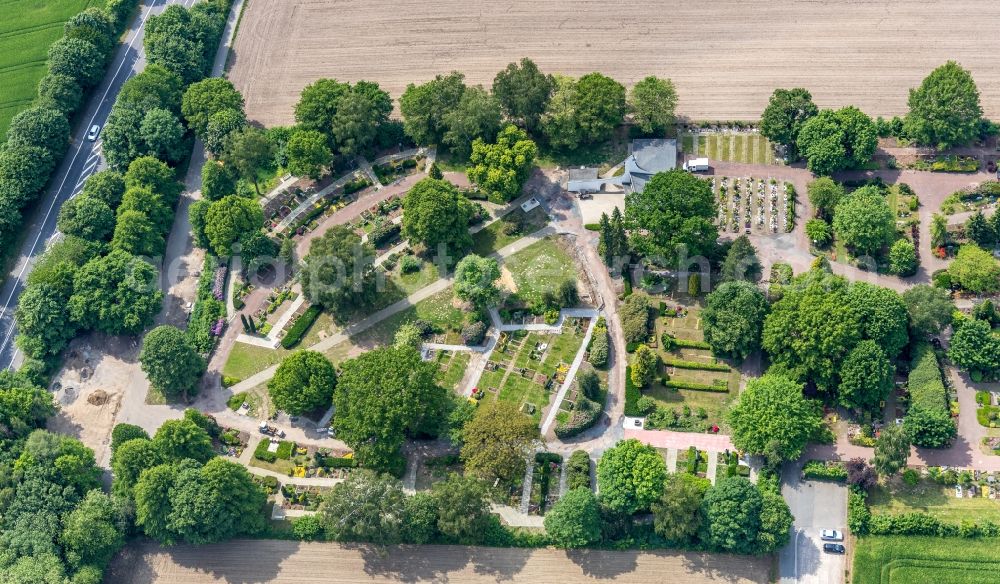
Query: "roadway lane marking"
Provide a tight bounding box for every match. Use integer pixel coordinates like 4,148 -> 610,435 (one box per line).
0,0 -> 165,364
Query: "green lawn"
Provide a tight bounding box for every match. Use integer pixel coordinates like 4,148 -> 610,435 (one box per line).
470,207 -> 548,257
222,311 -> 336,381
868,481 -> 1000,524
852,536 -> 1000,583
679,133 -> 778,165
434,350 -> 471,391
501,236 -> 577,308
0,0 -> 97,136
389,259 -> 439,295
352,287 -> 465,348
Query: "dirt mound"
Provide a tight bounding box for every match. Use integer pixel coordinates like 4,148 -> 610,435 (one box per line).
87,390 -> 109,406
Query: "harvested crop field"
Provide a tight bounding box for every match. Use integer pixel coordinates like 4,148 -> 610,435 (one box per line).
228,0 -> 1000,126
106,539 -> 771,583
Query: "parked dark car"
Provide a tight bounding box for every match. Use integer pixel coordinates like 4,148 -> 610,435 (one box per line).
823,543 -> 846,554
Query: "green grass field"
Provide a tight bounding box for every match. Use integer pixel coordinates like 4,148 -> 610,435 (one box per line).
679,133 -> 777,165
868,480 -> 1000,524
0,0 -> 98,137
852,536 -> 1000,583
500,236 -> 578,308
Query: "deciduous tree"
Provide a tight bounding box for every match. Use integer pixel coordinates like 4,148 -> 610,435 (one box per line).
838,340 -> 893,412
140,325 -> 206,399
319,469 -> 407,544
492,58 -> 555,132
949,244 -> 1000,293
402,177 -> 473,253
69,250 -> 162,335
544,487 -> 601,548
204,195 -> 264,256
57,195 -> 114,242
703,281 -> 769,361
223,127 -> 275,194
430,474 -> 491,544
760,88 -> 818,158
300,226 -> 377,315
467,125 -> 537,203
442,86 -> 503,159
873,423 -> 910,477
720,235 -> 762,283
902,284 -> 954,337
269,351 -> 337,415
624,169 -> 718,266
727,374 -> 821,463
295,78 -> 351,136
832,185 -> 895,256
181,77 -> 245,138
575,72 -> 626,144
460,401 -> 537,485
889,239 -> 918,276
797,107 -> 878,174
596,438 -> 667,514
399,72 -> 466,145
806,177 -> 844,220
453,254 -> 500,308
651,473 -> 709,544
540,76 -> 580,150
904,61 -> 983,149
628,76 -> 677,135
285,129 -> 332,179
334,346 -> 446,471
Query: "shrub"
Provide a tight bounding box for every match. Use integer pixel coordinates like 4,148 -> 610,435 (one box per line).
399,255 -> 421,274
588,331 -> 609,367
660,332 -> 677,351
620,293 -> 651,344
275,441 -> 294,460
687,273 -> 700,296
635,396 -> 657,415
623,366 -> 642,416
554,396 -> 602,439
802,460 -> 848,482
662,380 -> 728,392
461,321 -> 487,345
902,468 -> 920,486
660,358 -> 729,372
227,391 -> 248,410
369,222 -> 401,247
254,439 -> 278,463
848,489 -> 870,534
280,305 -> 322,349
905,342 -> 956,448
566,451 -> 591,491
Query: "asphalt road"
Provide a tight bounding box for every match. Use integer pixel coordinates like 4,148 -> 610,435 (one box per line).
0,0 -> 198,369
779,462 -> 849,584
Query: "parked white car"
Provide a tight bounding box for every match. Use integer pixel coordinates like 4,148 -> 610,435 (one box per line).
820,529 -> 843,541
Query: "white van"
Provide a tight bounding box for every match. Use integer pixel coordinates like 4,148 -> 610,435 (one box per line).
683,158 -> 709,172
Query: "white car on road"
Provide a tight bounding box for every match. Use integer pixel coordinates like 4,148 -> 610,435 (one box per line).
86,124 -> 101,142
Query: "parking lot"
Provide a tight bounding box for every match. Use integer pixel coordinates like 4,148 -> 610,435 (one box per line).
779,464 -> 848,584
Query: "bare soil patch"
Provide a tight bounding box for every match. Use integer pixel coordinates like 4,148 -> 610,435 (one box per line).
106,539 -> 770,584
228,0 -> 1000,126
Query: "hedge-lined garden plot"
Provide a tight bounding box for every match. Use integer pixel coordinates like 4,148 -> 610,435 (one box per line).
474,321 -> 589,423
642,305 -> 739,433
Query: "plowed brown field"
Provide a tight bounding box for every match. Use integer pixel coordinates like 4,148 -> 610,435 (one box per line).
106,540 -> 771,583
227,0 -> 1000,126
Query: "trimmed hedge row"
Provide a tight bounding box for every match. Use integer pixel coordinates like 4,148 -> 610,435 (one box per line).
661,358 -> 730,372
565,450 -> 591,491
624,366 -> 642,416
675,338 -> 712,350
280,305 -> 321,349
662,380 -> 728,392
906,342 -> 956,448
802,459 -> 848,482
554,395 -> 602,439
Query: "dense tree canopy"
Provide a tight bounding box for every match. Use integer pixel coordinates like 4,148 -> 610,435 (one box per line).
453,254 -> 501,308
429,474 -> 492,544
544,488 -> 602,548
269,351 -> 337,415
139,325 -> 206,399
151,419 -> 215,464
838,340 -> 893,411
624,169 -> 717,266
948,318 -> 1000,377
319,469 -> 407,544
285,129 -> 332,179
806,177 -> 845,220
703,281 -> 769,361
873,423 -> 910,477
441,86 -> 503,159
597,438 -> 667,514
540,76 -> 581,150
492,58 -> 554,132
56,195 -> 114,242
904,61 -> 983,149
47,37 -> 105,89
295,78 -> 351,135
204,195 -> 264,257
460,401 -> 538,485
68,250 -> 163,335
300,225 -> 377,316
331,82 -> 393,157
223,127 -> 275,194
467,125 -> 538,203
181,77 -> 245,138
628,76 -> 677,134
402,177 -> 472,254
797,107 -> 878,174
727,374 -> 822,463
15,280 -> 78,361
699,477 -> 792,555
832,185 -> 895,257
760,88 -> 818,157
888,239 -> 918,277
574,72 -> 626,144
334,346 -> 446,471
949,244 -> 1000,293
902,284 -> 954,338
399,72 -> 467,145
847,282 -> 909,358
720,235 -> 762,283
651,473 -> 710,544
762,271 -> 859,392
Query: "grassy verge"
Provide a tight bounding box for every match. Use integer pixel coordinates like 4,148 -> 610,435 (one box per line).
470,207 -> 548,257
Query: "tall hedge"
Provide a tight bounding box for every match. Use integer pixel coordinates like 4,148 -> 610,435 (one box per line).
905,342 -> 956,448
